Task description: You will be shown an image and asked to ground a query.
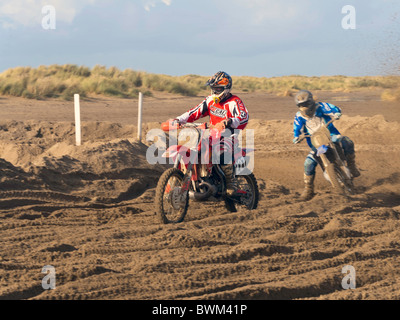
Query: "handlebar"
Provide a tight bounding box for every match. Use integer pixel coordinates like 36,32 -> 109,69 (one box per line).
295,116 -> 336,144
161,121 -> 221,132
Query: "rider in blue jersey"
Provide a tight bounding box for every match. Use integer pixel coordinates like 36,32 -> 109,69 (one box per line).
293,90 -> 360,201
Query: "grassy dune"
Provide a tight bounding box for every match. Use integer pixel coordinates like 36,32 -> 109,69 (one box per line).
381,88 -> 400,102
0,64 -> 399,101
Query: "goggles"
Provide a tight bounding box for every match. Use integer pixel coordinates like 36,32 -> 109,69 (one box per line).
297,101 -> 314,109
211,86 -> 225,95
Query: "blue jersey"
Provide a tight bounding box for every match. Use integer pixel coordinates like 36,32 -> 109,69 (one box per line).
293,102 -> 341,150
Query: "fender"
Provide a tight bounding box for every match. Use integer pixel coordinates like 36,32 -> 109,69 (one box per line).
234,148 -> 254,161
162,145 -> 191,160
317,145 -> 329,157
241,148 -> 255,155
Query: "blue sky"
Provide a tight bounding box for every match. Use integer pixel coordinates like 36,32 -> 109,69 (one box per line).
0,0 -> 399,77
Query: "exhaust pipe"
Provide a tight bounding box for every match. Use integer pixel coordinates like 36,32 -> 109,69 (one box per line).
189,182 -> 217,201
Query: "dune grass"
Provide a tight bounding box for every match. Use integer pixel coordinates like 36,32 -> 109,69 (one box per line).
0,64 -> 399,101
0,65 -> 201,100
381,88 -> 400,102
235,75 -> 399,93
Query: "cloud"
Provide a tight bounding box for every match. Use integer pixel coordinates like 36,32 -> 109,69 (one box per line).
0,0 -> 98,28
143,0 -> 172,12
228,0 -> 309,25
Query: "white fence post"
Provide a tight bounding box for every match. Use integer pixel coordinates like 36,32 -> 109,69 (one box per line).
74,94 -> 81,146
138,92 -> 143,141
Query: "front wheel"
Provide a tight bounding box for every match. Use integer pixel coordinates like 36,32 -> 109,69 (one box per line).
325,163 -> 354,195
155,168 -> 189,224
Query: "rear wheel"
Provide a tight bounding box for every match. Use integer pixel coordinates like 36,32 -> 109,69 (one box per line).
237,173 -> 259,210
155,168 -> 189,224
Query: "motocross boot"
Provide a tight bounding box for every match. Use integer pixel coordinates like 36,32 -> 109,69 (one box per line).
346,153 -> 361,178
221,165 -> 241,197
299,174 -> 315,201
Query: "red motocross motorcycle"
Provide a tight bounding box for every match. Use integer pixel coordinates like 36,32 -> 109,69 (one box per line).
155,122 -> 259,224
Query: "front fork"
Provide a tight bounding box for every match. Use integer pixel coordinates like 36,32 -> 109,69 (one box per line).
319,153 -> 330,170
318,143 -> 344,168
319,146 -> 351,181
173,152 -> 195,197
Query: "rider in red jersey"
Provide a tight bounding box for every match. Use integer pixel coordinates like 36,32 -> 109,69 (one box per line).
168,71 -> 249,196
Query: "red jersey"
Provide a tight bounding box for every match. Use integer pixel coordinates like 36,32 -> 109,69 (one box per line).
176,94 -> 249,130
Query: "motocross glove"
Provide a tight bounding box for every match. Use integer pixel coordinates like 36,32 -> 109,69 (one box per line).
214,122 -> 226,132
224,118 -> 233,129
166,119 -> 181,129
333,113 -> 342,120
168,119 -> 180,126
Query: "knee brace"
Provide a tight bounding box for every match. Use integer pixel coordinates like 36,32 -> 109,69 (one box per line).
339,136 -> 355,156
304,154 -> 318,176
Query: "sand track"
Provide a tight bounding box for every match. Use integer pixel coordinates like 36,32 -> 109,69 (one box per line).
0,92 -> 400,300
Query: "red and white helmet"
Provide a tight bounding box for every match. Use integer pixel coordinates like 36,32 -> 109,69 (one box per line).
206,71 -> 232,104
